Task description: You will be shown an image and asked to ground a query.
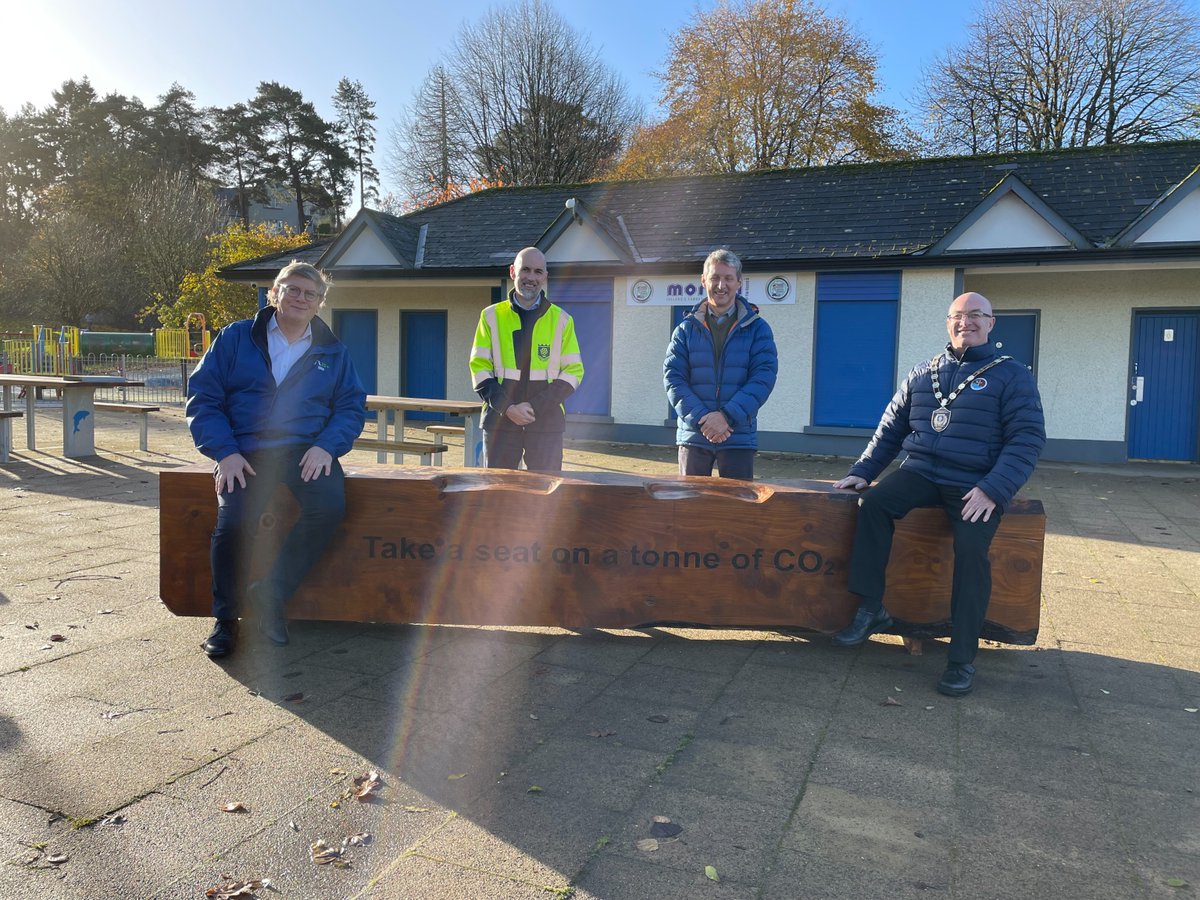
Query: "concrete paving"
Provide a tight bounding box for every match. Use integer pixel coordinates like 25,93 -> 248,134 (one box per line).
0,405 -> 1197,899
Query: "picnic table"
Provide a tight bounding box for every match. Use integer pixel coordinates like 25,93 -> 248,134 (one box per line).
0,374 -> 145,458
365,395 -> 483,467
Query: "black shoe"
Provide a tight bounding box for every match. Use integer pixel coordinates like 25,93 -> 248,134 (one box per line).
202,619 -> 237,658
831,605 -> 893,647
937,663 -> 976,697
250,583 -> 289,646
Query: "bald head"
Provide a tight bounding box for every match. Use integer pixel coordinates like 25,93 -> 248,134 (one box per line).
946,292 -> 995,354
511,247 -> 548,305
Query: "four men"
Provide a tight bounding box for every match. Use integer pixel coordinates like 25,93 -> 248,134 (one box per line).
186,261 -> 366,658
664,249 -> 778,479
831,291 -> 1046,696
187,250 -> 1045,697
469,247 -> 584,474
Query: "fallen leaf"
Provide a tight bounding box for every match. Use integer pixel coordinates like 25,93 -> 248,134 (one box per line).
98,609 -> 114,615
290,821 -> 299,832
652,815 -> 672,823
283,692 -> 304,703
705,864 -> 720,881
447,773 -> 467,780
650,821 -> 683,838
588,729 -> 616,738
1185,708 -> 1197,714
1100,689 -> 1111,695
528,713 -> 539,720
352,770 -> 384,801
330,801 -> 340,809
636,838 -> 659,852
330,768 -> 347,775
206,877 -> 270,899
24,623 -> 38,630
924,706 -> 935,711
403,805 -> 431,813
893,686 -> 903,692
1166,877 -> 1188,888
527,785 -> 543,793
49,634 -> 66,642
310,839 -> 342,865
647,714 -> 669,724
221,802 -> 250,814
342,832 -> 372,848
47,595 -> 61,600
882,696 -> 902,706
45,853 -> 68,864
97,814 -> 125,827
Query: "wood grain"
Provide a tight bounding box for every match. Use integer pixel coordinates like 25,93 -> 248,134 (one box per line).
160,464 -> 1044,642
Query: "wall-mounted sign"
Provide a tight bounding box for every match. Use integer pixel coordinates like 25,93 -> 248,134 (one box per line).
626,275 -> 795,306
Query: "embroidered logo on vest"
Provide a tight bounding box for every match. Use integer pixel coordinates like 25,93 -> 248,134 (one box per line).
538,344 -> 551,361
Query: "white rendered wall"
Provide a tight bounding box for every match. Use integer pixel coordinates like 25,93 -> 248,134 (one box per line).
1135,189 -> 1200,244
896,269 -> 959,384
968,268 -> 1199,443
947,193 -> 1071,250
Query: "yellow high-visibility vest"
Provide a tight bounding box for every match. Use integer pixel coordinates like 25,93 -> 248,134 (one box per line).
469,299 -> 583,392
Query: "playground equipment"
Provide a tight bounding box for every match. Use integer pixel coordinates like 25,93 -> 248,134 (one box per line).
0,315 -> 210,375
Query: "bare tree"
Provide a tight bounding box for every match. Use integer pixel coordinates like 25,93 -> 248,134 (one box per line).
920,0 -> 1200,153
387,65 -> 475,208
387,0 -> 640,206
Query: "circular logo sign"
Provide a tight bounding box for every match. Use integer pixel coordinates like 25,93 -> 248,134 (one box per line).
766,276 -> 790,301
631,280 -> 653,303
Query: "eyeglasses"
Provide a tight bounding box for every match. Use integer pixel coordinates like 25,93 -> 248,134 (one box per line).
279,284 -> 322,303
947,312 -> 993,323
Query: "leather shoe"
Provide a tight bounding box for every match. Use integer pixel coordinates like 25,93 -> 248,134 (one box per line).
937,663 -> 976,697
831,605 -> 893,647
202,619 -> 237,658
250,583 -> 289,646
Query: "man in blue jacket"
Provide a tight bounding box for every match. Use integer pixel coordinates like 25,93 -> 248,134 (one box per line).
186,261 -> 366,658
664,249 -> 778,479
830,291 -> 1045,696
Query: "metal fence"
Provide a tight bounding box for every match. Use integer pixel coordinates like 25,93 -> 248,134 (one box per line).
78,354 -> 199,405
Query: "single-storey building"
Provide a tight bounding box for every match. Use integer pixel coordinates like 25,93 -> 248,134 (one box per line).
222,140 -> 1200,464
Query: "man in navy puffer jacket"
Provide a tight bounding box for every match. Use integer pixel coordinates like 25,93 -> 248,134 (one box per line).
187,261 -> 366,658
664,249 -> 778,479
831,291 -> 1045,697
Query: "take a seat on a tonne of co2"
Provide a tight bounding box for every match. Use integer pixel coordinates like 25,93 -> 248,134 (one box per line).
158,465 -> 1045,650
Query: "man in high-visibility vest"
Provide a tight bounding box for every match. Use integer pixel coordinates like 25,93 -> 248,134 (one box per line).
469,247 -> 584,473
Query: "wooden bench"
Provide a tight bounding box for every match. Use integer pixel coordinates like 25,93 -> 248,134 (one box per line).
159,465 -> 1046,649
424,424 -> 465,465
352,438 -> 449,466
0,410 -> 23,463
95,402 -> 160,451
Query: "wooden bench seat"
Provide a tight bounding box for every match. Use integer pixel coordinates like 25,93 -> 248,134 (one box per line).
352,438 -> 449,466
423,425 -> 465,464
0,410 -> 23,463
159,465 -> 1045,648
95,402 -> 161,451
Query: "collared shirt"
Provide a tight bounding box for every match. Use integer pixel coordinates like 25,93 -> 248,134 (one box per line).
511,291 -> 542,312
267,314 -> 313,385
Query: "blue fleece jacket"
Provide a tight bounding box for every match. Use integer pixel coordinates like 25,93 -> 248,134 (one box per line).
848,341 -> 1046,508
186,307 -> 366,461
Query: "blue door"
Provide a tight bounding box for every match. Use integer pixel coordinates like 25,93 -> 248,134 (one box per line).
402,311 -> 448,422
1128,312 -> 1200,462
813,273 -> 901,427
992,312 -> 1038,376
552,278 -> 612,416
331,310 -> 377,408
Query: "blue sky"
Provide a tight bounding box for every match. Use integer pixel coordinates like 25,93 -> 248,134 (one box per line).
1,0 -> 981,194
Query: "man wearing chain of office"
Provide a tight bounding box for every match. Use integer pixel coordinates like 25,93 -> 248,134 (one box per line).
830,291 -> 1045,697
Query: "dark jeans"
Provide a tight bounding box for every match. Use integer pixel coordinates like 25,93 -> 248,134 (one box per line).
210,447 -> 346,620
848,468 -> 1002,665
678,445 -> 756,480
483,428 -> 564,473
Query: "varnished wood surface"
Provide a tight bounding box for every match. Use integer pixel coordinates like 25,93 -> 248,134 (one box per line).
160,464 -> 1045,641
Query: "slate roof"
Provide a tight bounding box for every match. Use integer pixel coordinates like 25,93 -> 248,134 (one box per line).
222,141 -> 1200,279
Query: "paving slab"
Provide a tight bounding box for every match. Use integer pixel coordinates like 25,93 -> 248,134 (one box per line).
0,406 -> 1197,898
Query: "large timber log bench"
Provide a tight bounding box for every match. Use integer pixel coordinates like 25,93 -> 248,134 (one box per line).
159,464 -> 1046,645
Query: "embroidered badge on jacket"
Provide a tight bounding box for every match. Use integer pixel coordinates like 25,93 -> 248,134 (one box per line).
970,377 -> 987,390
538,344 -> 551,360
